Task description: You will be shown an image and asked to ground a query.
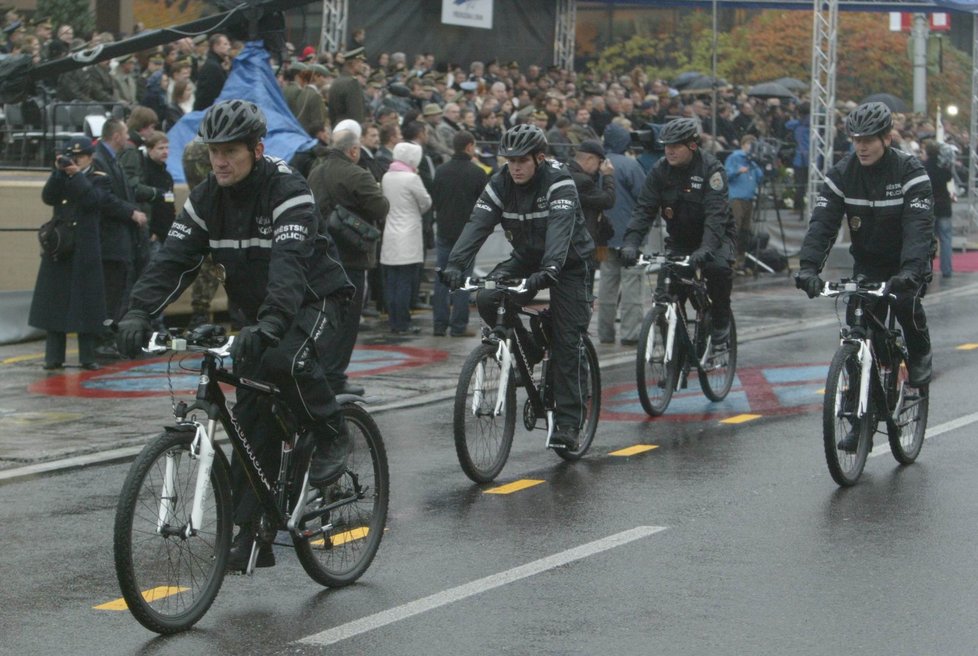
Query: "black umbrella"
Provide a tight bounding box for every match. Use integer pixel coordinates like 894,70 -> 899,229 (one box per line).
747,82 -> 795,99
861,92 -> 909,113
682,75 -> 730,93
672,71 -> 704,90
774,77 -> 808,92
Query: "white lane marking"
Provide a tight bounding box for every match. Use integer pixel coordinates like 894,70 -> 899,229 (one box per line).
869,410 -> 978,458
296,525 -> 667,647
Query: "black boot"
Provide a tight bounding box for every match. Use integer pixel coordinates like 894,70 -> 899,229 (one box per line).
907,350 -> 932,388
227,523 -> 275,571
309,416 -> 351,486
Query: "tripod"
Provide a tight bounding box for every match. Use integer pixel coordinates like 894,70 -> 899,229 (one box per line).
744,171 -> 790,277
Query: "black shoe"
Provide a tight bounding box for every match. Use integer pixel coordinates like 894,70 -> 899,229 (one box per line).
94,344 -> 121,360
837,431 -> 860,453
620,338 -> 638,347
711,321 -> 730,349
361,307 -> 379,318
907,351 -> 932,388
433,329 -> 447,337
309,417 -> 352,486
336,382 -> 365,396
227,526 -> 275,571
549,426 -> 579,450
80,362 -> 100,371
42,362 -> 63,370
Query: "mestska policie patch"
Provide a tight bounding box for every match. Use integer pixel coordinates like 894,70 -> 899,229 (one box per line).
709,171 -> 724,191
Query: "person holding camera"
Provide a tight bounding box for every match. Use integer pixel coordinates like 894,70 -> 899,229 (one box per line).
620,118 -> 737,348
724,134 -> 765,273
28,137 -> 134,370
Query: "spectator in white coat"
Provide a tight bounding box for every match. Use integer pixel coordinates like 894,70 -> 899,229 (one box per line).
380,141 -> 432,335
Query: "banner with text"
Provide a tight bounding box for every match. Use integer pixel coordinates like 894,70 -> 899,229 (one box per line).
442,0 -> 493,29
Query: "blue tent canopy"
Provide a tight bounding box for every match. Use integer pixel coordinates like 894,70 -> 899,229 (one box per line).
166,41 -> 316,184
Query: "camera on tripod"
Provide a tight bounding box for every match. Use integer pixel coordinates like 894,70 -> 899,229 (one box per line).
748,138 -> 781,177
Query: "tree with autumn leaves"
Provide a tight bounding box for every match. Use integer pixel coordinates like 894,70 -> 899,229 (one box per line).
589,10 -> 970,119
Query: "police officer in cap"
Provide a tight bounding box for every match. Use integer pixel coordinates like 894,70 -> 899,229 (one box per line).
620,117 -> 737,346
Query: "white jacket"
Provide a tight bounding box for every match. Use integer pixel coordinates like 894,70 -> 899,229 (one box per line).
380,167 -> 432,265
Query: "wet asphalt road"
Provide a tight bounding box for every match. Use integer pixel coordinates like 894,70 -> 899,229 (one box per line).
2,288 -> 978,656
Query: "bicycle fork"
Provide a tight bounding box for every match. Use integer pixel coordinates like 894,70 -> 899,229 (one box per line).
836,339 -> 873,420
159,420 -> 217,539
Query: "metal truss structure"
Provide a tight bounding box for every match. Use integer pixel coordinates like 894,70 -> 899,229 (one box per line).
555,0 -> 578,70
807,0 -> 840,215
318,0 -> 348,55
969,13 -> 978,228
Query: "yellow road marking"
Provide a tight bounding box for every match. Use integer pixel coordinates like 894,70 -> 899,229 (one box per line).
721,414 -> 762,425
956,343 -> 978,351
609,444 -> 659,457
484,479 -> 545,495
94,586 -> 189,611
311,526 -> 370,548
2,352 -> 46,364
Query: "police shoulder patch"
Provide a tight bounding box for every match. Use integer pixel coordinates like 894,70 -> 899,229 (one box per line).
709,171 -> 724,191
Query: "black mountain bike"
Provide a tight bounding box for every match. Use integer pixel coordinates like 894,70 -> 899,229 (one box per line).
634,253 -> 738,416
113,326 -> 389,634
819,279 -> 929,486
452,278 -> 601,483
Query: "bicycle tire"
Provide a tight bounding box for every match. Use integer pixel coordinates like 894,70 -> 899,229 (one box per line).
295,402 -> 389,587
823,343 -> 873,486
699,313 -> 738,402
114,429 -> 233,634
555,335 -> 601,461
887,355 -> 928,465
453,342 -> 516,483
636,306 -> 677,417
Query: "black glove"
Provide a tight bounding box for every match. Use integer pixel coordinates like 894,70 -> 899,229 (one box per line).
525,270 -> 555,294
619,246 -> 639,268
117,309 -> 153,358
440,267 -> 464,291
230,324 -> 278,367
795,269 -> 824,299
689,248 -> 710,267
887,271 -> 918,294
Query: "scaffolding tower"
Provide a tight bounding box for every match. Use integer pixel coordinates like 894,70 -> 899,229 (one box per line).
319,0 -> 348,55
555,0 -> 577,70
806,0 -> 839,215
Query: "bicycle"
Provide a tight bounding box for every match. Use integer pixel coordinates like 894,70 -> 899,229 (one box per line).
633,253 -> 738,417
818,278 -> 929,487
112,325 -> 389,634
452,277 -> 601,483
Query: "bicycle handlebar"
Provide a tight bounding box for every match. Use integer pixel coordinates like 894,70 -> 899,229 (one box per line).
820,279 -> 892,299
458,276 -> 529,294
143,325 -> 235,357
635,252 -> 693,268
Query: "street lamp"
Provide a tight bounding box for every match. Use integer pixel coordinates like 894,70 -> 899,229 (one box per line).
947,104 -> 959,117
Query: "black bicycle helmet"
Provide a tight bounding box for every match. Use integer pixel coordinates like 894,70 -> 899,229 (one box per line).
198,99 -> 267,144
658,117 -> 701,145
498,123 -> 548,157
845,102 -> 892,138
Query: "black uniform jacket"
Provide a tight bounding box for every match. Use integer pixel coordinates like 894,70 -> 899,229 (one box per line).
622,149 -> 735,260
129,155 -> 352,338
799,148 -> 934,277
447,158 -> 595,277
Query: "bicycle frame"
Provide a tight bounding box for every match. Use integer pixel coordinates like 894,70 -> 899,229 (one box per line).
642,256 -> 712,379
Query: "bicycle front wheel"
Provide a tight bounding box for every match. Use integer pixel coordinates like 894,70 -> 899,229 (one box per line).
823,343 -> 873,486
295,402 -> 389,587
887,356 -> 928,465
699,313 -> 738,402
555,335 -> 601,461
636,306 -> 677,417
114,429 -> 233,634
453,342 -> 516,483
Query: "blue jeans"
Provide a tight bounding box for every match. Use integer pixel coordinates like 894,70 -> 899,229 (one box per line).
432,236 -> 471,335
383,263 -> 420,332
934,215 -> 953,277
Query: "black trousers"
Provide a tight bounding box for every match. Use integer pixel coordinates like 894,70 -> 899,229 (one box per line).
656,254 -> 733,327
850,263 -> 931,360
230,298 -> 344,524
476,259 -> 592,430
322,268 -> 364,390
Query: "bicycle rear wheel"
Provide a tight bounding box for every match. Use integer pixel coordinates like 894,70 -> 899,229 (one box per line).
823,343 -> 873,487
699,313 -> 738,402
295,402 -> 389,587
887,356 -> 928,465
453,342 -> 516,483
636,306 -> 677,417
555,335 -> 601,461
114,429 -> 232,634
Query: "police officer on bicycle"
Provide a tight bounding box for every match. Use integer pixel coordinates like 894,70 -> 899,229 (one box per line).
115,99 -> 354,570
619,117 -> 737,346
441,123 -> 595,450
795,101 -> 934,389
